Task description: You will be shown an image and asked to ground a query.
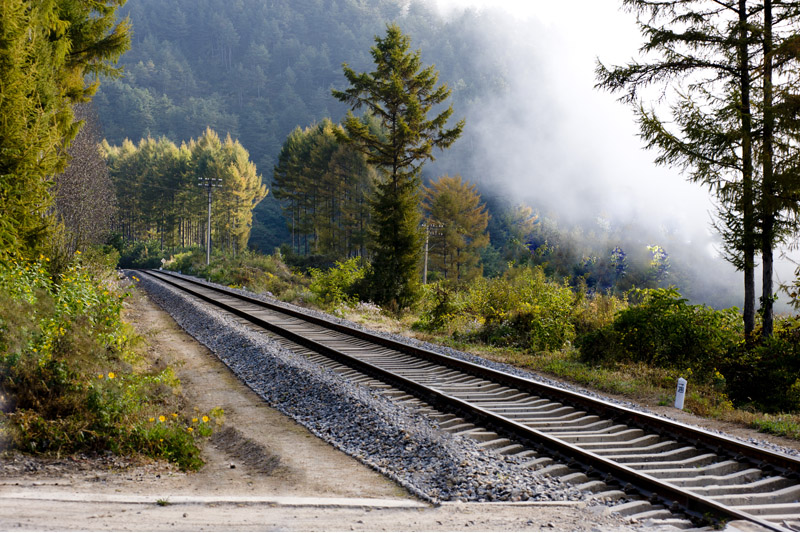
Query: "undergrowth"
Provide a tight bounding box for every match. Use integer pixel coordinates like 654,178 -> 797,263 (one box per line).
0,252 -> 222,470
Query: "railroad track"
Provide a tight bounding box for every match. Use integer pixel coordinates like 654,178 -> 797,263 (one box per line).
139,269 -> 800,531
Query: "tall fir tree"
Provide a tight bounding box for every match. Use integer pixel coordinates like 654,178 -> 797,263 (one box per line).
332,23 -> 463,309
0,0 -> 129,259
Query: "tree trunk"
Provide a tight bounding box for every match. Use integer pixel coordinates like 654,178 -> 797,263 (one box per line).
761,0 -> 775,338
738,0 -> 756,338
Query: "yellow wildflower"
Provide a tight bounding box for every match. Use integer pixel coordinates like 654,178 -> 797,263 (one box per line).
159,415 -> 166,423
187,427 -> 194,433
202,416 -> 209,423
108,372 -> 115,379
149,417 -> 155,423
192,418 -> 198,423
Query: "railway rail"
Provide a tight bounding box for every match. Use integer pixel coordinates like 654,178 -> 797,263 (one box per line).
139,269 -> 800,531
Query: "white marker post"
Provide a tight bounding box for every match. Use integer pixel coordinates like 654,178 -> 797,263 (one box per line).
675,377 -> 687,410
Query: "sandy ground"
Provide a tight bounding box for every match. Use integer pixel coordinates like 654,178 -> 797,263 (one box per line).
0,285 -> 795,531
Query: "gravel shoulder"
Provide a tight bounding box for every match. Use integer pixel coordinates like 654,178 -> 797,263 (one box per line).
0,284 -> 639,532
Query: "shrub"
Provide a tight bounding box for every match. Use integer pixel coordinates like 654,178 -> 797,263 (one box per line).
0,255 -> 219,469
413,282 -> 461,332
577,288 -> 742,380
720,316 -> 800,413
464,266 -> 575,352
308,258 -> 366,309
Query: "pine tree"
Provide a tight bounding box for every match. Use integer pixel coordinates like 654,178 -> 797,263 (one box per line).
332,23 -> 464,309
422,175 -> 489,282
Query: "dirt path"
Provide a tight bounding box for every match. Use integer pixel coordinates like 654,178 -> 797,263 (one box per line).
0,286 -> 642,531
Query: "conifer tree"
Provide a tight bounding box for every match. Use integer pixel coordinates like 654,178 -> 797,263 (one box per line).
332,24 -> 464,309
596,0 -> 798,337
0,0 -> 129,259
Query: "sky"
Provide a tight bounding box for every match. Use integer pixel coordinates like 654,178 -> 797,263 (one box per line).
424,0 -> 795,308
430,0 -> 715,240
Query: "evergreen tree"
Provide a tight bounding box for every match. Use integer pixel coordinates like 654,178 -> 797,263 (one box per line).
595,0 -> 799,337
0,0 -> 129,259
332,23 -> 464,309
422,175 -> 489,282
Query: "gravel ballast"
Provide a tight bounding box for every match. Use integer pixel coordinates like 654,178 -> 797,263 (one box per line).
137,273 -> 596,505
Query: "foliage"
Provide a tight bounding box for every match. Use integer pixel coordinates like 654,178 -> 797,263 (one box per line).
0,0 -> 129,260
422,175 -> 490,282
578,288 -> 743,377
719,316 -> 800,413
167,249 -> 305,302
461,266 -> 576,352
103,128 -> 268,256
332,23 -> 464,310
413,282 -> 464,333
308,258 -> 367,310
0,255 -> 218,469
596,0 -> 800,337
92,0 -> 512,252
577,286 -> 799,414
272,119 -> 374,258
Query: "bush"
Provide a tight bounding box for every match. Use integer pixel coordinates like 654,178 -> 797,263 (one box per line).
114,238 -> 169,269
413,282 -> 462,332
577,288 -> 742,380
720,316 -> 800,413
0,255 -> 219,469
464,266 -> 575,352
308,257 -> 366,309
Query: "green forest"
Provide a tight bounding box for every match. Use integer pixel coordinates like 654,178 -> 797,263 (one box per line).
0,0 -> 798,467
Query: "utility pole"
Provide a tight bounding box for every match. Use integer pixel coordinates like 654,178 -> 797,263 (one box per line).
422,220 -> 443,284
198,177 -> 222,266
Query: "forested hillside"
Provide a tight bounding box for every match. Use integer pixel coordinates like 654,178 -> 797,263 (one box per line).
94,0 -> 503,252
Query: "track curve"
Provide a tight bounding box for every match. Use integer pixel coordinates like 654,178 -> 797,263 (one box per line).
138,269 -> 800,531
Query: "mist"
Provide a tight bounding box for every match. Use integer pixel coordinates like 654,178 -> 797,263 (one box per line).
421,1 -> 795,312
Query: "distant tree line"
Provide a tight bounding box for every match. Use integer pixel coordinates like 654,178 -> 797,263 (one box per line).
272,119 -> 376,259
103,129 -> 267,255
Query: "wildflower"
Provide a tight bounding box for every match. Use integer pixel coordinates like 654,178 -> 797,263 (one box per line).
192,418 -> 198,423
98,373 -> 104,379
187,427 -> 194,433
108,372 -> 115,379
159,415 -> 166,423
149,417 -> 155,422
171,413 -> 178,418
202,416 -> 209,423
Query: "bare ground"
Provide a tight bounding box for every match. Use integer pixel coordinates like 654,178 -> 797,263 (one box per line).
0,285 -> 794,531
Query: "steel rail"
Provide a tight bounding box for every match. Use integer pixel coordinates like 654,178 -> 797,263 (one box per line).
140,269 -> 798,530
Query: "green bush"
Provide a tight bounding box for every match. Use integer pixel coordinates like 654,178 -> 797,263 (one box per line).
720,316 -> 800,413
577,288 -> 742,380
0,255 -> 219,469
308,258 -> 366,309
413,282 -> 462,332
464,266 -> 575,352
